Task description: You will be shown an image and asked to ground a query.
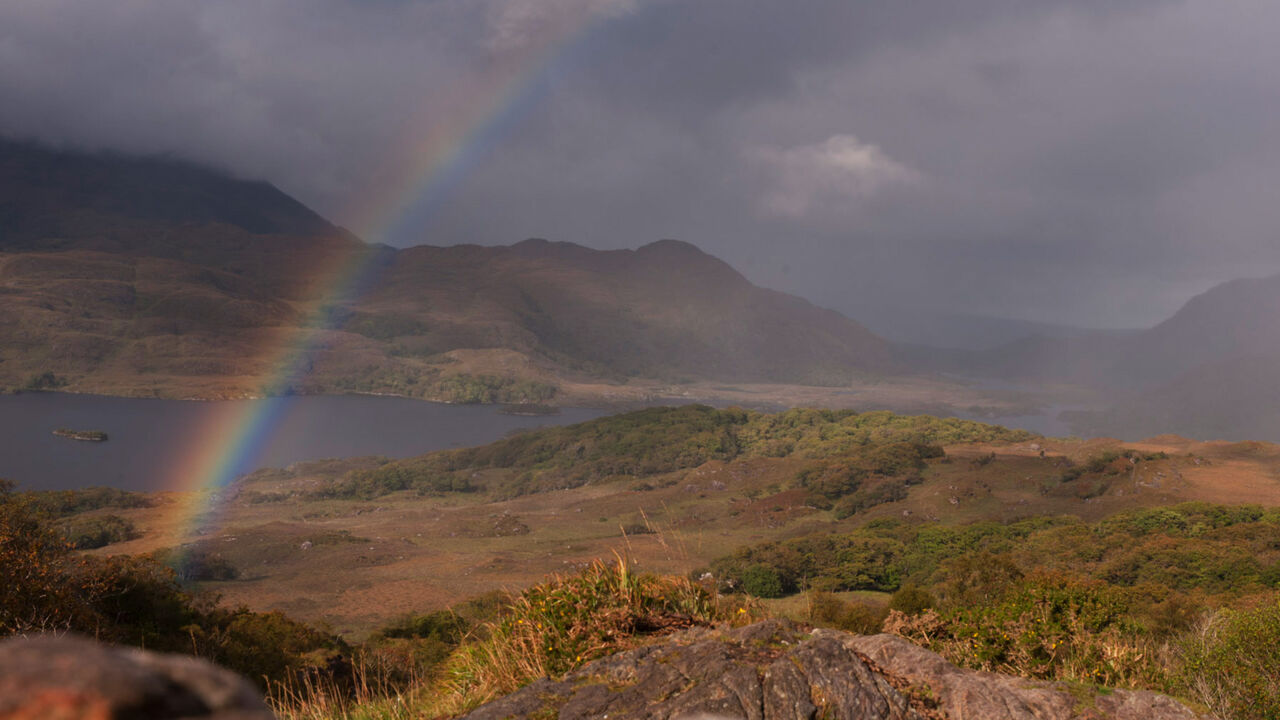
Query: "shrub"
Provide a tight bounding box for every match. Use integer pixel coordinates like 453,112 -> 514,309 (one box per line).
151,545 -> 239,581
741,564 -> 785,598
889,583 -> 935,616
0,490 -> 97,634
439,556 -> 735,713
886,572 -> 1154,688
24,371 -> 66,390
378,610 -> 469,643
17,487 -> 153,517
1177,601 -> 1280,720
1,488 -> 342,689
806,590 -> 888,634
61,513 -> 140,549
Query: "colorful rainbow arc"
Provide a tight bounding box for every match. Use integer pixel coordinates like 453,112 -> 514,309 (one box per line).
165,8 -> 623,543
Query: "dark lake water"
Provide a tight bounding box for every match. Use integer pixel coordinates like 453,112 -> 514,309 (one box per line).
0,393 -> 607,492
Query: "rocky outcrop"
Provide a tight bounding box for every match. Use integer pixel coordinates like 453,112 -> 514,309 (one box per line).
0,623 -> 1208,720
461,620 -> 1207,720
0,634 -> 273,720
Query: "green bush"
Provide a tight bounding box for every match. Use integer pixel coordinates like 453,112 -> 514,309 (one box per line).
432,374 -> 558,404
378,610 -> 468,643
18,487 -> 153,517
440,557 -> 732,712
889,583 -> 935,616
308,405 -> 1026,501
61,513 -> 139,549
150,545 -> 239,582
806,590 -> 888,634
1,489 -> 343,688
888,572 -> 1152,688
741,564 -> 785,598
1177,601 -> 1280,720
24,371 -> 66,390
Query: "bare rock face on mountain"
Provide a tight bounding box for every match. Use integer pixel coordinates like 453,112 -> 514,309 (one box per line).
0,634 -> 273,720
461,620 -> 1205,720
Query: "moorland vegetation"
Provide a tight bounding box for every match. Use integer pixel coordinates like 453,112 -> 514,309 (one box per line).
6,407 -> 1280,718
310,404 -> 1032,500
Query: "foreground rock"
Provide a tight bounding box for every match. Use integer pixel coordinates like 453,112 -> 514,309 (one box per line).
0,634 -> 273,720
462,620 -> 1206,720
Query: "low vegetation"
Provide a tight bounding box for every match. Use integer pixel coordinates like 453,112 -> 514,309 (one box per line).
52,428 -> 109,441
15,485 -> 154,517
59,513 -> 139,549
309,404 -> 1034,500
266,557 -> 749,719
706,502 -> 1280,719
10,408 -> 1280,719
0,483 -> 342,688
326,370 -> 558,405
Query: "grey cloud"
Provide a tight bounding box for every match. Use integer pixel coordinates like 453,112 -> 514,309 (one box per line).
1,0 -> 1277,331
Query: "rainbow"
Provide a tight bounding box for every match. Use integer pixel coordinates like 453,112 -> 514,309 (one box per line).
163,6 -> 628,545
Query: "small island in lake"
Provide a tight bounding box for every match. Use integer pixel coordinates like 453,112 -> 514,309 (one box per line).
498,403 -> 560,417
52,428 -> 109,442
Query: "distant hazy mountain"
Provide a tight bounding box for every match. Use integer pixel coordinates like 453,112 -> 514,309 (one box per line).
0,139 -> 890,400
968,273 -> 1280,389
1066,354 -> 1280,441
945,272 -> 1280,441
862,308 -> 1132,350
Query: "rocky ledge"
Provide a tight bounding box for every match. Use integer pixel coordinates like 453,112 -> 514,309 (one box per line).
0,634 -> 273,720
462,620 -> 1207,720
0,623 -> 1208,720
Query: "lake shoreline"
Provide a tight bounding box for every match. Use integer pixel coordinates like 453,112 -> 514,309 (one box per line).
0,394 -> 610,493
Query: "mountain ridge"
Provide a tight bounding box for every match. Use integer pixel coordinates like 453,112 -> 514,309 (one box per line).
0,139 -> 893,401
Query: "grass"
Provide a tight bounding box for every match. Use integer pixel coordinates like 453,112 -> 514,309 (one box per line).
270,555 -> 752,719
31,416 -> 1280,718
87,424 -> 1280,639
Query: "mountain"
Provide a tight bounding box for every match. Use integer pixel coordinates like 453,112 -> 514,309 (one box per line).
0,138 -> 335,246
930,272 -> 1280,440
962,273 -> 1280,388
367,238 -> 890,384
0,139 -> 891,401
861,306 -> 1134,350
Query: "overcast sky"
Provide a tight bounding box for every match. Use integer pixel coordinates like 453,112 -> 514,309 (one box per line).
3,0 -> 1279,330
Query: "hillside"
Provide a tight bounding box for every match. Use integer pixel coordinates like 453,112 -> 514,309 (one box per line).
984,274 -> 1280,388
57,404 -> 1280,637
1064,354 -> 1280,441
0,138 -> 336,246
364,238 -> 890,384
917,272 -> 1280,441
26,406 -> 1280,717
0,140 -> 898,403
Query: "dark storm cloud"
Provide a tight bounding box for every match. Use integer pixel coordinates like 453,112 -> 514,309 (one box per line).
1,0 -> 1277,329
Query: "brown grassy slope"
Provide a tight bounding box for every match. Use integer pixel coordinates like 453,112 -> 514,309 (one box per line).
90,432 -> 1280,638
0,140 -> 897,400
372,238 -> 891,384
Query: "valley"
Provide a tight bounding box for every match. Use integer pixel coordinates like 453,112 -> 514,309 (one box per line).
0,139 -> 1085,433
71,405 -> 1280,637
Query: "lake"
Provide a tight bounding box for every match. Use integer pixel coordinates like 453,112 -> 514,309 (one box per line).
0,393 -> 607,492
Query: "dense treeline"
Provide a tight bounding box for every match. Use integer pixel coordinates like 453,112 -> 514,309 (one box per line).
312,405 -> 1033,499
